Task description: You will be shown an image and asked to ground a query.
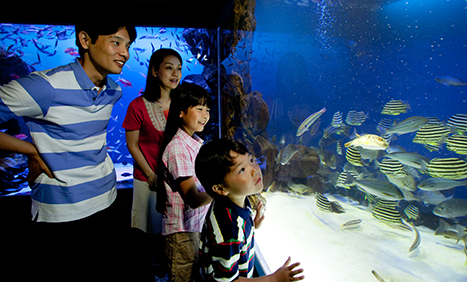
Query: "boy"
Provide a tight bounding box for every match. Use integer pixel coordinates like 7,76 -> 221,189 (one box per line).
195,138 -> 304,282
0,23 -> 137,280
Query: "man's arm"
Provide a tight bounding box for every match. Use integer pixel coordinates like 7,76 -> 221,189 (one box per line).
0,132 -> 53,185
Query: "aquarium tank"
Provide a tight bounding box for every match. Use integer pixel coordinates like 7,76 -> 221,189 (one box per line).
2,0 -> 467,280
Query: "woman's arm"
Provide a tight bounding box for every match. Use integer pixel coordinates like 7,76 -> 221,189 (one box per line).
178,176 -> 212,209
125,130 -> 156,188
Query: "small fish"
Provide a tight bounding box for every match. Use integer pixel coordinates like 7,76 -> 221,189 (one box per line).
433,198 -> 467,218
276,144 -> 300,165
381,99 -> 410,116
426,157 -> 467,180
408,222 -> 421,252
336,141 -> 343,155
345,146 -> 363,167
121,172 -> 132,177
412,124 -> 450,146
345,173 -> 404,201
344,134 -> 389,151
446,135 -> 467,155
404,205 -> 420,220
345,110 -> 368,126
341,219 -> 362,229
376,118 -> 394,133
372,200 -> 404,225
316,193 -> 333,212
447,114 -> 467,134
435,218 -> 466,240
384,152 -> 430,170
387,174 -> 417,192
331,111 -> 344,127
377,158 -> 407,177
116,77 -> 132,87
435,76 -> 467,87
371,270 -> 387,282
383,116 -> 428,135
296,107 -> 326,137
418,178 -> 467,191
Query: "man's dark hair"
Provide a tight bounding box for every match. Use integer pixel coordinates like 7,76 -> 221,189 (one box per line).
75,23 -> 137,56
195,138 -> 249,198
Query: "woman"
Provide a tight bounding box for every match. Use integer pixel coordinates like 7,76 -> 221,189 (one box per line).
122,48 -> 183,234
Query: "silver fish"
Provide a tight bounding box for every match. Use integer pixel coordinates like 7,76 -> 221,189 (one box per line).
296,107 -> 326,137
387,174 -> 417,192
345,172 -> 404,201
277,144 -> 300,165
418,178 -> 467,191
384,152 -> 430,170
433,198 -> 467,218
384,116 -> 428,135
408,222 -> 421,252
341,219 -> 362,229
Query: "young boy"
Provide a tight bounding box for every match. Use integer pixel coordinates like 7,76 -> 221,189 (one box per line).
195,138 -> 304,282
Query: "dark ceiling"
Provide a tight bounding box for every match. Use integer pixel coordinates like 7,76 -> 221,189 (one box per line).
3,0 -> 235,29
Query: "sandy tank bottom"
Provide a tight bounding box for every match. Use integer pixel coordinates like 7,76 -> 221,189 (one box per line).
254,192 -> 467,282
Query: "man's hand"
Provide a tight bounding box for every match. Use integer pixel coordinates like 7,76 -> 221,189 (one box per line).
26,152 -> 54,187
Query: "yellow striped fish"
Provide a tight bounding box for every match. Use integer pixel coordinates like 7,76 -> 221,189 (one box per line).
426,157 -> 467,180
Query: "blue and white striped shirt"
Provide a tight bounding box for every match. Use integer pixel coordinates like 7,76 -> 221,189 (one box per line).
0,59 -> 121,222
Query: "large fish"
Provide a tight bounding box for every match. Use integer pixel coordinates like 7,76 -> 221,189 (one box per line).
426,157 -> 467,180
344,172 -> 404,200
384,152 -> 429,170
344,134 -> 389,150
433,198 -> 467,218
418,178 -> 467,191
296,107 -> 326,137
383,116 -> 428,135
435,76 -> 467,87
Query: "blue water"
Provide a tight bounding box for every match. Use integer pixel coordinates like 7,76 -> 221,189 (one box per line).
1,1 -> 467,202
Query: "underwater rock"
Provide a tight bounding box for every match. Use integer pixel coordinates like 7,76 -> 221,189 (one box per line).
241,91 -> 269,136
222,74 -> 246,139
276,145 -> 320,183
252,135 -> 278,189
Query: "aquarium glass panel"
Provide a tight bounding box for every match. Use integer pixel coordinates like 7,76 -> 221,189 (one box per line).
218,0 -> 467,280
0,23 -> 220,194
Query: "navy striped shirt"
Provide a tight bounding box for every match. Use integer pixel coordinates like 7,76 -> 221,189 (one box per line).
0,59 -> 121,222
199,197 -> 255,281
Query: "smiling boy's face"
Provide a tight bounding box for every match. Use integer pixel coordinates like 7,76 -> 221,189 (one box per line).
215,151 -> 263,207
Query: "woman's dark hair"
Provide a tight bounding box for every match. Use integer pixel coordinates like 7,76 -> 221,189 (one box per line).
75,23 -> 137,56
155,82 -> 212,213
143,48 -> 183,102
195,138 -> 249,198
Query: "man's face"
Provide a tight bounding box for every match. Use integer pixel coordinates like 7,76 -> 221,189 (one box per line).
84,27 -> 131,78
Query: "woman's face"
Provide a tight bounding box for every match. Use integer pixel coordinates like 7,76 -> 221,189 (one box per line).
153,55 -> 182,91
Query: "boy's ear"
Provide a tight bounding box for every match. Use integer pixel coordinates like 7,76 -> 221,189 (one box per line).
212,184 -> 229,196
78,31 -> 91,51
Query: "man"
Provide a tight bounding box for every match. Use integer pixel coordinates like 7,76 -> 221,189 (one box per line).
0,23 -> 136,280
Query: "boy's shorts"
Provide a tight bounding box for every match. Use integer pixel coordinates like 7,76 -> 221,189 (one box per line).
165,232 -> 201,282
